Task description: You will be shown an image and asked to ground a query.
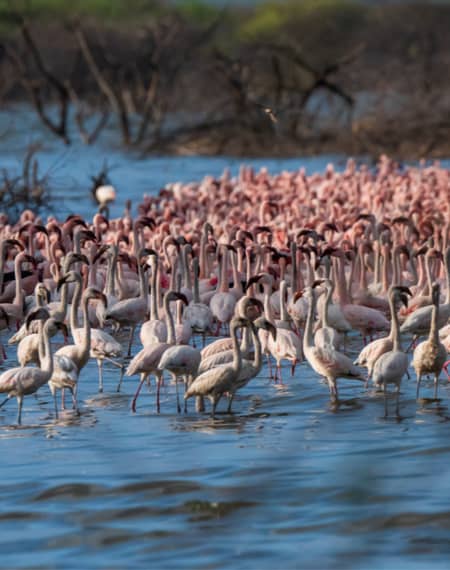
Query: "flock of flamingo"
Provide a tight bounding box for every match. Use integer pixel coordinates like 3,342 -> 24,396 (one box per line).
1,155 -> 450,424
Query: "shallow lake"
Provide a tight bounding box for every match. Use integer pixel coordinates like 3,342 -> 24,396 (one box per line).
1,107 -> 450,569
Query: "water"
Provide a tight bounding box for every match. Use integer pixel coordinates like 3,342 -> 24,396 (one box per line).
1,108 -> 450,568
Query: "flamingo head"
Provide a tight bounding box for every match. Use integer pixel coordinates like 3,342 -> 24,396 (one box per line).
84,288 -> 108,307
57,270 -> 82,292
253,317 -> 277,340
36,283 -> 51,304
26,307 -> 50,330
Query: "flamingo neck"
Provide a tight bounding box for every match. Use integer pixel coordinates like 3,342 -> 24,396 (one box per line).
303,289 -> 316,352
164,296 -> 176,345
251,325 -> 262,372
193,258 -> 201,304
279,281 -> 289,322
70,276 -> 82,331
13,254 -> 25,307
40,322 -> 53,376
430,297 -> 440,345
150,260 -> 159,320
219,249 -> 229,293
231,323 -> 243,372
390,293 -> 401,352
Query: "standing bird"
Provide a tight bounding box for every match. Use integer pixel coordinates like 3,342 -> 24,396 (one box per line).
157,343 -> 201,414
0,318 -> 64,424
106,248 -> 156,356
184,317 -> 249,417
303,283 -> 365,401
125,291 -> 188,412
354,286 -> 412,382
372,287 -> 410,416
227,317 -> 276,413
413,282 -> 447,400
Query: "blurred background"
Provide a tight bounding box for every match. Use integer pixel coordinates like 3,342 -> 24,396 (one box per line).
0,0 -> 449,158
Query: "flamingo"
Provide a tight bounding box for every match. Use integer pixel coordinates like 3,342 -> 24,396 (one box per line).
105,248 -> 156,356
0,318 -> 65,424
51,273 -> 107,402
401,247 -> 450,340
314,279 -> 343,350
303,283 -> 365,400
209,245 -> 237,334
125,291 -> 188,412
157,343 -> 201,413
184,316 -> 249,417
413,282 -> 447,400
372,286 -> 410,417
354,286 -> 412,382
227,317 -> 276,412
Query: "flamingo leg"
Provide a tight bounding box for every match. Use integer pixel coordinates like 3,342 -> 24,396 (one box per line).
227,392 -> 235,413
395,384 -> 400,416
61,388 -> 66,411
196,395 -> 205,413
266,354 -> 273,379
0,396 -> 10,408
1,343 -> 6,360
434,372 -> 439,400
16,395 -> 23,425
277,363 -> 283,384
156,374 -> 162,414
183,376 -> 189,413
71,387 -> 78,413
384,383 -> 388,417
126,326 -> 136,357
211,394 -> 222,418
53,390 -> 59,419
174,373 -> 181,414
97,359 -> 104,393
131,373 -> 146,412
291,359 -> 297,376
416,374 -> 422,399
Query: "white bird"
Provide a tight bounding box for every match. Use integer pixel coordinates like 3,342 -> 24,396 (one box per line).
0,318 -> 63,424
314,279 -> 343,350
303,283 -> 365,400
227,317 -> 276,412
95,184 -> 116,207
401,247 -> 450,340
125,291 -> 187,413
372,287 -> 410,416
354,286 -> 412,382
106,248 -> 156,356
157,343 -> 201,413
184,317 -> 248,416
413,282 -> 447,400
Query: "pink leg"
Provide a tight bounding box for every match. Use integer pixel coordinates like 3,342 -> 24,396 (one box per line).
156,374 -> 161,413
131,374 -> 146,413
1,344 -> 6,360
61,388 -> 66,411
215,321 -> 222,336
266,354 -> 273,379
277,363 -> 283,384
291,359 -> 297,376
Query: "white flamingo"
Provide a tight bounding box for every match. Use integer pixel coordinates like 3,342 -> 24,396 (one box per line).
0,318 -> 64,424
413,282 -> 447,400
184,317 -> 249,417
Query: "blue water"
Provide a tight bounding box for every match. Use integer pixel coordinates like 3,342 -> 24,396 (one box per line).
1,107 -> 450,569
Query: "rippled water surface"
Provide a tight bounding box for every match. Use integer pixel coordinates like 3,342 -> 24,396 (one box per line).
1,110 -> 450,568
